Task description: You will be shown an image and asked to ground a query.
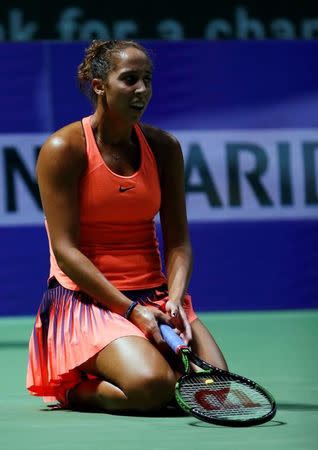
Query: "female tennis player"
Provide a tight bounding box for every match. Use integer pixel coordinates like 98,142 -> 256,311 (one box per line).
26,39 -> 228,413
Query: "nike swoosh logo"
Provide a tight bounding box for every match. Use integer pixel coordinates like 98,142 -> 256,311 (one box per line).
119,186 -> 135,192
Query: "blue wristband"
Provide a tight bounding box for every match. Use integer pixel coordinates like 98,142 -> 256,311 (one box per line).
124,300 -> 139,320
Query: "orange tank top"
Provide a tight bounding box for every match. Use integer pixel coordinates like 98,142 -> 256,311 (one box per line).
47,115 -> 166,291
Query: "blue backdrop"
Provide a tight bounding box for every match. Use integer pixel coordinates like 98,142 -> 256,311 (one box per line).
0,41 -> 317,315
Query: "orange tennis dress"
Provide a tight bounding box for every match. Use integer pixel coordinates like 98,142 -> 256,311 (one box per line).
26,116 -> 197,405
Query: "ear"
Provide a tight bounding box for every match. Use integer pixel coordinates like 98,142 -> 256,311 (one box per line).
92,78 -> 105,96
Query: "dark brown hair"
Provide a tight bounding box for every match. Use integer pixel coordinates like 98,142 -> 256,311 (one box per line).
77,39 -> 152,105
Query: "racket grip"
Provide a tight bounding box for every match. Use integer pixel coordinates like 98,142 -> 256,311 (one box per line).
160,324 -> 187,354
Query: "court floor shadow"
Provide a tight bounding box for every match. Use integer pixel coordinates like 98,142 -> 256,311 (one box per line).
40,404 -> 188,418
189,420 -> 286,428
0,341 -> 28,348
277,402 -> 318,412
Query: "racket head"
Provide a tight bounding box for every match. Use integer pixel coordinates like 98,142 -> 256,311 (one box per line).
175,370 -> 276,427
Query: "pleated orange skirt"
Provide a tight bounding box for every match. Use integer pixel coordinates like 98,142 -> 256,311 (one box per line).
26,279 -> 197,406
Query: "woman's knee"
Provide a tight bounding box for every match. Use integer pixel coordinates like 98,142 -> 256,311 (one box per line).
80,337 -> 177,412
191,318 -> 228,371
124,367 -> 176,412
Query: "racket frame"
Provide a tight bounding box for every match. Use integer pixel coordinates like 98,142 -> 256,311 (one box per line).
160,324 -> 277,427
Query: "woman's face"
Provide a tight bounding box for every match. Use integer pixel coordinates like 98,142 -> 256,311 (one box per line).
103,47 -> 152,122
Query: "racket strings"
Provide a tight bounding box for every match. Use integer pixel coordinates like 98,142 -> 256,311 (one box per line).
178,374 -> 273,420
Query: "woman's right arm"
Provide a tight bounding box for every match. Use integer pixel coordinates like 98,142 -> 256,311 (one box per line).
36,129 -> 171,344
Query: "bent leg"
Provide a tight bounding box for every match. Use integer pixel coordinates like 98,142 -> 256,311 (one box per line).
190,318 -> 228,371
68,336 -> 176,413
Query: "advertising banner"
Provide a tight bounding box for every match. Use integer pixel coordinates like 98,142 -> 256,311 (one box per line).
1,2 -> 317,40
1,129 -> 317,225
0,41 -> 317,315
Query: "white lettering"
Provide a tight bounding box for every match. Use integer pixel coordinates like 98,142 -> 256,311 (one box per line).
57,7 -> 83,40
9,8 -> 37,41
236,6 -> 265,39
205,19 -> 232,39
271,19 -> 295,39
79,20 -> 110,40
0,24 -> 5,40
113,20 -> 137,39
157,19 -> 184,39
302,19 -> 318,39
0,6 -> 317,41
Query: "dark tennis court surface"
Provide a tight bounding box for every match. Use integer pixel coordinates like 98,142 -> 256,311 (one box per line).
0,310 -> 317,450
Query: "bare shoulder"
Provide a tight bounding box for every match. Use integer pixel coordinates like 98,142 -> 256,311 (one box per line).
37,121 -> 87,177
139,124 -> 183,178
140,123 -> 182,156
41,121 -> 86,157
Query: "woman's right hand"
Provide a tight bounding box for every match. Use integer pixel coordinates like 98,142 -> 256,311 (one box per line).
129,304 -> 173,345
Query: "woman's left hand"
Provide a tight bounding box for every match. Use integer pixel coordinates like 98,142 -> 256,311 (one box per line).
164,299 -> 192,345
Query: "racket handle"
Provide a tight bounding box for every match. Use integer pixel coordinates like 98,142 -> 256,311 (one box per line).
160,324 -> 188,354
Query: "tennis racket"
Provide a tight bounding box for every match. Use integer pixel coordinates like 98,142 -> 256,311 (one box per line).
160,324 -> 276,427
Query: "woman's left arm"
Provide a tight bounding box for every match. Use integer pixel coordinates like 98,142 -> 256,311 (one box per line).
158,132 -> 193,341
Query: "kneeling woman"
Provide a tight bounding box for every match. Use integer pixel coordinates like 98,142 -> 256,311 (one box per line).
27,39 -> 227,412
